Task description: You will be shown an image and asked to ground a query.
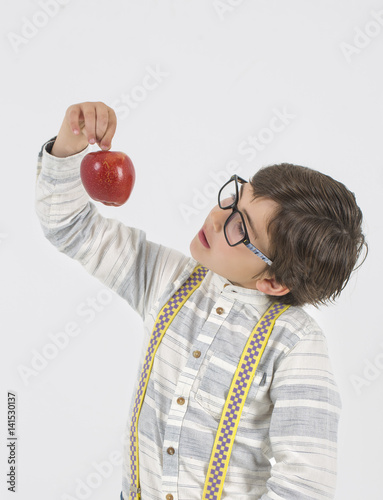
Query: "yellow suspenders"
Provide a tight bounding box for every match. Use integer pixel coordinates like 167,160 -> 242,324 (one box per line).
202,299 -> 289,500
129,265 -> 290,500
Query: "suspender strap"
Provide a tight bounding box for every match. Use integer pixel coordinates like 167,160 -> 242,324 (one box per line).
129,265 -> 208,499
202,301 -> 290,500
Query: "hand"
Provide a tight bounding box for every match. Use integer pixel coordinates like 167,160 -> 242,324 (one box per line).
51,101 -> 117,158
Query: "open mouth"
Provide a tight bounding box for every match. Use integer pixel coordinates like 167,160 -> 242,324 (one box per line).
198,228 -> 210,248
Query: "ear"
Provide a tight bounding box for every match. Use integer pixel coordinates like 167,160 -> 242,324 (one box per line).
255,277 -> 290,297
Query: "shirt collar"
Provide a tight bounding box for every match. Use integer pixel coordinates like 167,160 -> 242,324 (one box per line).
208,269 -> 272,307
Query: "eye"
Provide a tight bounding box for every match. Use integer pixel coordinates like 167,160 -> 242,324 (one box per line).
235,218 -> 245,237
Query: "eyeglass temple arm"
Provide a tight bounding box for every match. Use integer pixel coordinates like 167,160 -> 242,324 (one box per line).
244,242 -> 273,266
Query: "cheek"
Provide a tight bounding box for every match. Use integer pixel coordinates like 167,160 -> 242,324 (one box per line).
216,242 -> 247,269
227,246 -> 259,276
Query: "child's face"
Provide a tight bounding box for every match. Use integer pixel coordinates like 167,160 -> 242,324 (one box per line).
190,182 -> 279,290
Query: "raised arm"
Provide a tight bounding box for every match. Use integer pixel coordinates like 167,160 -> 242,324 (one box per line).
35,102 -> 192,320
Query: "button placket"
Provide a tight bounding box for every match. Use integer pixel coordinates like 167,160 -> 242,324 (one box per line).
163,296 -> 233,496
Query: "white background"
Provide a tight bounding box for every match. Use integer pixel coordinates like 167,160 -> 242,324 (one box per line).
1,1 -> 382,499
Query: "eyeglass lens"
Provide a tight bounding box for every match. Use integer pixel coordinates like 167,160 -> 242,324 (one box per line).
219,179 -> 247,245
225,211 -> 246,245
219,179 -> 237,208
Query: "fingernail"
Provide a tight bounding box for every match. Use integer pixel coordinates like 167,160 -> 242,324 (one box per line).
89,138 -> 95,144
101,143 -> 109,150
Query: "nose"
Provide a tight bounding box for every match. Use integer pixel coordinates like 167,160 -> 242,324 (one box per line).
210,204 -> 226,233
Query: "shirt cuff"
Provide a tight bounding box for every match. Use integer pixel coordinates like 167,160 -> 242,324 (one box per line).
38,136 -> 91,182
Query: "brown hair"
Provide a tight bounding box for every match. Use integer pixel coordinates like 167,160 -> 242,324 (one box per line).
249,163 -> 368,307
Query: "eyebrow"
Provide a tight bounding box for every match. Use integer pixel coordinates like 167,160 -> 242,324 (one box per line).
239,183 -> 258,239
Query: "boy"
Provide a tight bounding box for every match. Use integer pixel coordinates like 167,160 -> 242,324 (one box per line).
35,101 -> 367,500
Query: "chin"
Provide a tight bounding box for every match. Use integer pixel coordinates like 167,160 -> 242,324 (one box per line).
189,237 -> 197,259
190,234 -> 203,254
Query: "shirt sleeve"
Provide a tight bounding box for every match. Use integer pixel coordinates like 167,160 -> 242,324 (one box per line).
260,332 -> 342,500
35,136 -> 193,320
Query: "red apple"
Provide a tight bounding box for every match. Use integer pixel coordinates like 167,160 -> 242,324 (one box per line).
80,150 -> 135,206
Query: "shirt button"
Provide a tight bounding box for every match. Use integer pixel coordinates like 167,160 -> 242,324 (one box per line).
167,447 -> 175,455
177,397 -> 185,405
166,495 -> 174,500
193,350 -> 201,358
216,307 -> 224,315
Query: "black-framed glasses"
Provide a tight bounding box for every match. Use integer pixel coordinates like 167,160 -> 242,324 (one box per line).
218,174 -> 273,266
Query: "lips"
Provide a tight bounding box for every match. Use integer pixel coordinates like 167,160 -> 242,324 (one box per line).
198,228 -> 210,248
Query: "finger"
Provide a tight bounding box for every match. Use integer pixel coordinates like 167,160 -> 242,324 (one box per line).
80,102 -> 97,144
67,105 -> 84,136
94,102 -> 110,147
99,107 -> 117,150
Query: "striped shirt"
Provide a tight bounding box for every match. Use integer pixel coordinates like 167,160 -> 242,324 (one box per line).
35,137 -> 342,500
